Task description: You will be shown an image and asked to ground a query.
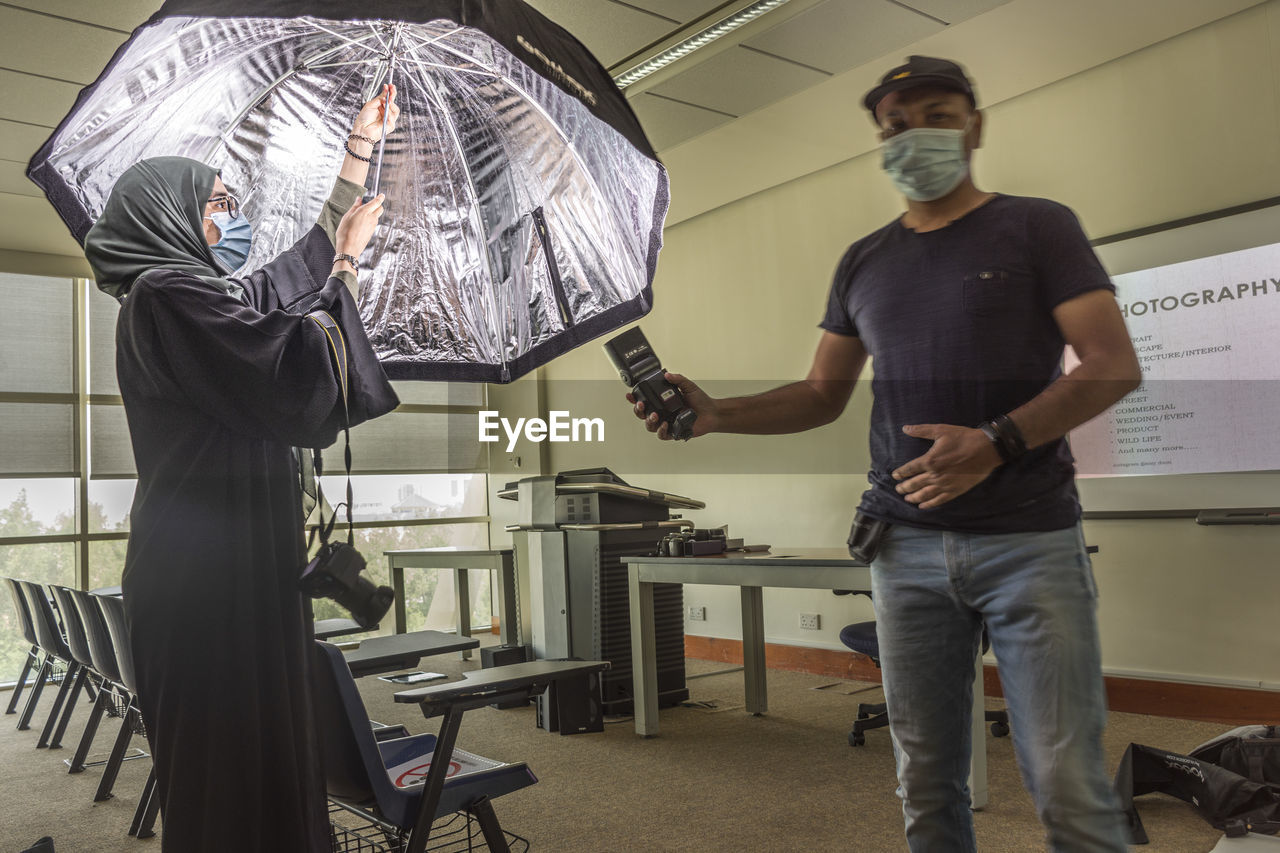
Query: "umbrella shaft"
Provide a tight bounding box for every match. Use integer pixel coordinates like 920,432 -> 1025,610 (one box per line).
370,30 -> 400,198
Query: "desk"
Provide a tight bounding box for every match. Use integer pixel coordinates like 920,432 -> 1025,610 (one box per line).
624,548 -> 990,810
383,549 -> 522,656
342,630 -> 480,678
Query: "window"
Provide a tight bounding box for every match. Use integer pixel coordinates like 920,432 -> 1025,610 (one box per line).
1,275 -> 489,686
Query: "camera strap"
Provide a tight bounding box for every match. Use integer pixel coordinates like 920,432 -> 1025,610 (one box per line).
306,309 -> 354,548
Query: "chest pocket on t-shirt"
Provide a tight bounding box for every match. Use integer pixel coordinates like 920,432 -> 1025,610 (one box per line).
962,269 -> 1020,316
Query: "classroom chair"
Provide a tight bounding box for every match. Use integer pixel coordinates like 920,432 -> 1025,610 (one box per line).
312,639 -> 607,853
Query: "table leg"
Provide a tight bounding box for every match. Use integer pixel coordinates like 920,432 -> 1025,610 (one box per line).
391,562 -> 406,635
969,653 -> 988,810
629,571 -> 659,737
456,568 -> 472,660
740,586 -> 767,716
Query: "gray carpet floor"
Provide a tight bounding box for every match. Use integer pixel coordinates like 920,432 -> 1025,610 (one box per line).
1,644 -> 1231,852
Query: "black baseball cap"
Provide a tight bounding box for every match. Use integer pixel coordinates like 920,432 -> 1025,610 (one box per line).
863,55 -> 976,117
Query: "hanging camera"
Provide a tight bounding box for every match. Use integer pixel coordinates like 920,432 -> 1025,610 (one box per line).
296,310 -> 394,631
299,535 -> 393,631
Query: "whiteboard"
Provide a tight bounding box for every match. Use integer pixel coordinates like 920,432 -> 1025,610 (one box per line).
1074,202 -> 1280,514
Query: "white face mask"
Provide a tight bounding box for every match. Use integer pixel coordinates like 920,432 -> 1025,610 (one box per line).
203,210 -> 253,273
880,123 -> 970,202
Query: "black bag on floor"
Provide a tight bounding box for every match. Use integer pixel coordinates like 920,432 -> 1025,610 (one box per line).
1114,725 -> 1280,843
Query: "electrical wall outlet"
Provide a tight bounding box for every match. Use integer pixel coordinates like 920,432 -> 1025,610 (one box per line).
798,612 -> 821,630
688,605 -> 706,621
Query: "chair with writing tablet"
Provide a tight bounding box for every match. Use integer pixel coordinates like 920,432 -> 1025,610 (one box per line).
312,639 -> 608,853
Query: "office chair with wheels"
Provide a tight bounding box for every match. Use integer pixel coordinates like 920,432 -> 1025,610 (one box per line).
839,619 -> 1010,746
312,640 -> 608,853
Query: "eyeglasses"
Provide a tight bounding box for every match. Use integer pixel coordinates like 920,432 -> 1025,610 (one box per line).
206,193 -> 240,220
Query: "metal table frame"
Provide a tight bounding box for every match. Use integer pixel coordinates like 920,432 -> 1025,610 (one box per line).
624,548 -> 990,809
383,549 -> 522,658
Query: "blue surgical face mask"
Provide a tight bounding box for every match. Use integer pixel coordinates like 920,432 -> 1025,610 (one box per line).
204,210 -> 253,273
880,123 -> 971,202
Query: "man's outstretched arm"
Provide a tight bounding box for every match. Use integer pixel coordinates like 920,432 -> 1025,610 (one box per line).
631,331 -> 868,440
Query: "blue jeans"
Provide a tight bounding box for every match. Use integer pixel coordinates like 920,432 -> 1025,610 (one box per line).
869,522 -> 1128,852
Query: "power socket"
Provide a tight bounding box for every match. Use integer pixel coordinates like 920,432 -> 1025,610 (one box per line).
687,605 -> 706,621
798,612 -> 821,630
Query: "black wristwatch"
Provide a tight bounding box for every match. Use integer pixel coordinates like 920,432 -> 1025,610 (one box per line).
333,253 -> 359,270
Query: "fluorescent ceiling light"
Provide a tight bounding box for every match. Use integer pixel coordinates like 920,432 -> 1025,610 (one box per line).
611,0 -> 795,89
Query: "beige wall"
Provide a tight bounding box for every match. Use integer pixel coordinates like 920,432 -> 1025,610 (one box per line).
521,1 -> 1280,690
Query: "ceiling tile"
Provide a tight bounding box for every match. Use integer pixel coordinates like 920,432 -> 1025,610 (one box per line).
0,70 -> 82,130
0,6 -> 130,86
0,195 -> 83,257
2,1 -> 157,33
647,46 -> 829,118
744,0 -> 942,75
0,160 -> 42,197
524,0 -> 679,66
623,0 -> 729,24
629,93 -> 734,151
894,0 -> 1014,25
0,120 -> 52,164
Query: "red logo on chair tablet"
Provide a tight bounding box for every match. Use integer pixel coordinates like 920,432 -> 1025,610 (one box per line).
395,760 -> 461,787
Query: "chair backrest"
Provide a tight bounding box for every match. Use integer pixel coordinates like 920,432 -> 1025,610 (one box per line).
48,586 -> 94,669
94,594 -> 137,693
16,580 -> 71,660
310,641 -> 391,805
4,577 -> 38,646
65,587 -> 121,685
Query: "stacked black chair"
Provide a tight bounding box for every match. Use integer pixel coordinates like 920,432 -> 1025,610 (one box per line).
4,577 -> 42,718
64,586 -> 128,776
94,593 -> 159,838
45,586 -> 101,750
14,580 -> 82,748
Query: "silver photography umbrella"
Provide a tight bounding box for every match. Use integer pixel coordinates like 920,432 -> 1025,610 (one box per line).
28,0 -> 668,383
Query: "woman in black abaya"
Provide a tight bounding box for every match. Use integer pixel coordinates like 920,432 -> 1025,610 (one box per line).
83,87 -> 401,852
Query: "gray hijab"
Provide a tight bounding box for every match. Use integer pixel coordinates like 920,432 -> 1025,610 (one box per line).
84,156 -> 244,301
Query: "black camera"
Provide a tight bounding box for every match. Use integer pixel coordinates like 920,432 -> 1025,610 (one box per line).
603,326 -> 697,441
299,541 -> 394,630
657,528 -> 727,557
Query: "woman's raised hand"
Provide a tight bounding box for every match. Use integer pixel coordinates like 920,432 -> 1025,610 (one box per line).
335,194 -> 386,260
352,84 -> 399,143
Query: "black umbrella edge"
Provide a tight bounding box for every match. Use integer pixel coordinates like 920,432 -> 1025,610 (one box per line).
381,283 -> 655,384
28,0 -> 664,247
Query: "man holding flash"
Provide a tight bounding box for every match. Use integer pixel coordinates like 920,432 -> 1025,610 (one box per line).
630,56 -> 1139,851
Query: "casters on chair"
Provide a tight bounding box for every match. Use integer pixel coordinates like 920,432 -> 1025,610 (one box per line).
990,720 -> 1010,738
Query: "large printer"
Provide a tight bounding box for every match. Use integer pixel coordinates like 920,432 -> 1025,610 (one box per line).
500,468 -> 701,721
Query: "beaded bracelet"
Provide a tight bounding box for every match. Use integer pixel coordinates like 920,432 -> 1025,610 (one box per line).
333,253 -> 359,270
343,138 -> 372,163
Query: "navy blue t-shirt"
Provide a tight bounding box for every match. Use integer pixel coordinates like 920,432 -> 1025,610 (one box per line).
820,194 -> 1115,533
